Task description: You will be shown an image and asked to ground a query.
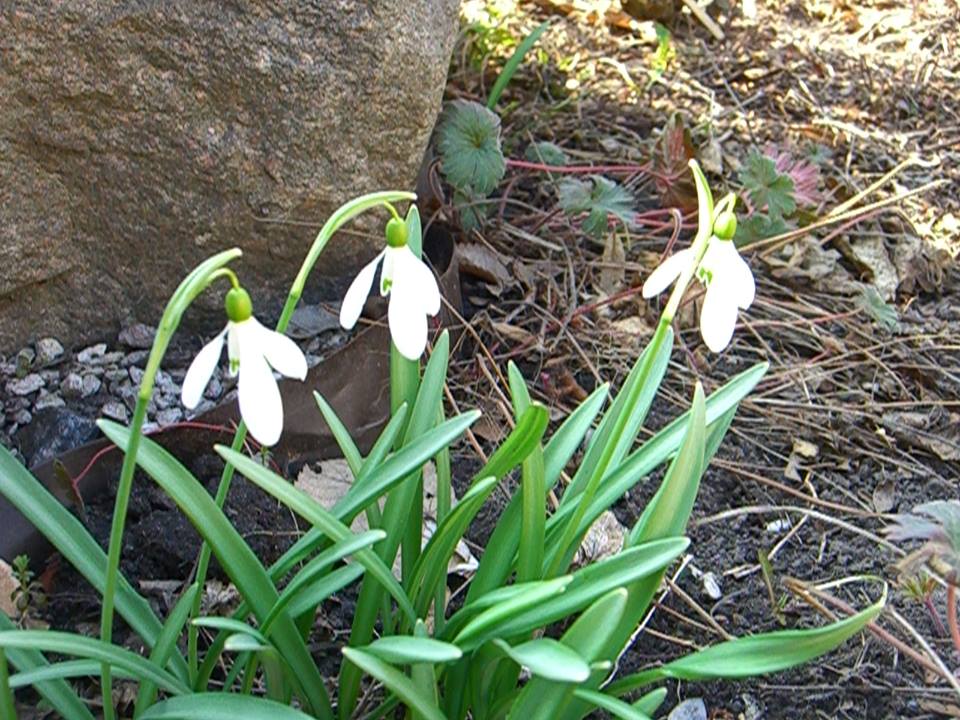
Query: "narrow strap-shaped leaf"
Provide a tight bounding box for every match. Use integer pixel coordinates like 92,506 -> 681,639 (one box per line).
543,362 -> 768,548
314,393 -> 365,475
140,693 -> 316,719
262,531 -> 384,631
0,613 -> 95,720
493,639 -> 590,683
134,583 -> 200,717
608,593 -> 884,695
215,446 -> 416,624
472,538 -> 688,648
408,476 -> 500,619
632,688 -> 667,716
508,363 -> 546,583
341,648 -> 447,720
0,447 -> 179,677
571,689 -> 652,720
487,19 -> 551,109
9,659 -> 127,688
510,589 -> 628,720
0,631 -> 189,695
364,636 -> 462,665
273,410 -> 479,586
98,421 -> 332,719
284,565 -> 365,619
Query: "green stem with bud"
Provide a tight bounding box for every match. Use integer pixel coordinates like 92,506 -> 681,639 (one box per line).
186,191 -> 416,683
99,248 -> 242,719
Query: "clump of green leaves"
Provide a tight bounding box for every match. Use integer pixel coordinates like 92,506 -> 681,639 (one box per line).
649,23 -> 675,81
558,176 -> 636,239
437,100 -> 506,230
525,140 -> 568,166
734,147 -> 822,245
10,555 -> 45,627
437,19 -> 549,230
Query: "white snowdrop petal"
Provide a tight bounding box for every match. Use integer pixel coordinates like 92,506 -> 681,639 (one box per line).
340,252 -> 383,330
699,282 -> 740,353
181,328 -> 226,409
642,248 -> 694,298
227,324 -> 241,378
237,332 -> 284,447
255,320 -> 308,381
380,248 -> 398,296
399,247 -> 441,316
388,274 -> 429,360
727,249 -> 756,309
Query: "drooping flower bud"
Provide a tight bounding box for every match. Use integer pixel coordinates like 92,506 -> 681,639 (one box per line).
385,217 -> 408,248
224,287 -> 253,322
713,210 -> 737,241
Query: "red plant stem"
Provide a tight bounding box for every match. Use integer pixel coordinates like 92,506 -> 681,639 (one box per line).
948,583 -> 960,656
505,157 -> 678,183
925,595 -> 948,638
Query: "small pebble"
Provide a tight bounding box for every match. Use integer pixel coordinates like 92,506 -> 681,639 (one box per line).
101,401 -> 128,422
36,337 -> 64,365
12,409 -> 32,425
129,366 -> 145,385
121,350 -> 150,367
89,351 -> 125,366
156,370 -> 179,396
118,323 -> 156,349
701,571 -> 723,600
203,375 -> 222,399
15,348 -> 35,376
81,374 -> 102,397
61,373 -> 84,399
77,343 -> 107,363
156,408 -> 182,426
766,518 -> 792,533
34,392 -> 65,410
40,369 -> 60,384
7,374 -> 44,396
104,368 -> 128,383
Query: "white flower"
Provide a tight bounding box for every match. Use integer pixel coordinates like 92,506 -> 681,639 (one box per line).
181,288 -> 307,446
642,237 -> 754,353
339,244 -> 441,361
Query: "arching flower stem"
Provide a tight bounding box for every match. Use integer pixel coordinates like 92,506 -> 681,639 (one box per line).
186,191 -> 416,681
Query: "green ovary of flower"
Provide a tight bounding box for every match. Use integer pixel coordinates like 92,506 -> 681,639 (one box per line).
713,210 -> 738,240
224,287 -> 253,322
385,217 -> 408,248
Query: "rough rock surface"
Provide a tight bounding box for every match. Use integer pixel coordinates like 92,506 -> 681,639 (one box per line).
0,1 -> 459,352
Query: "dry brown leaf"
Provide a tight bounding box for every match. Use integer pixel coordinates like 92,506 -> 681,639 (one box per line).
296,461 -> 478,577
598,232 -> 626,294
792,438 -> 819,459
848,235 -> 899,300
458,243 -> 513,293
872,478 -> 897,513
0,559 -> 18,617
492,321 -> 537,346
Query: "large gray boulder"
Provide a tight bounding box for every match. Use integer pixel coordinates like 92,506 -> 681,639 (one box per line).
0,1 -> 458,352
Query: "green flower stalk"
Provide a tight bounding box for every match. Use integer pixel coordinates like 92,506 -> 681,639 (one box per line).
99,248 -> 242,720
186,191 -> 416,681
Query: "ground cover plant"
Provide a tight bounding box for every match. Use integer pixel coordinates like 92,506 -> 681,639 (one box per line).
2,1 -> 959,718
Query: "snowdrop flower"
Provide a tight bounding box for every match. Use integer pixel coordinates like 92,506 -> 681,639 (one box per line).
339,217 -> 441,360
181,286 -> 307,446
642,210 -> 754,353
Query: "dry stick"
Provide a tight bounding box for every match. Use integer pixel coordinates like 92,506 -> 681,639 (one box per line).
949,584 -> 960,656
712,459 -> 880,518
749,179 -> 946,257
683,0 -> 725,40
693,504 -> 904,556
784,578 -> 960,698
664,576 -> 734,641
